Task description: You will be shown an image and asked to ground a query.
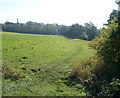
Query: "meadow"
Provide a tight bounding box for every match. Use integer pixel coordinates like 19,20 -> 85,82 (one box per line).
2,32 -> 94,96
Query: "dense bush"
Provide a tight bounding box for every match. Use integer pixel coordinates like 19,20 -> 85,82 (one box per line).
2,63 -> 25,80
72,13 -> 120,96
72,56 -> 105,84
91,16 -> 120,79
72,54 -> 120,96
98,78 -> 120,96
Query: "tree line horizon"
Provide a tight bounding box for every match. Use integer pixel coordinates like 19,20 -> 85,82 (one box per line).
2,21 -> 100,41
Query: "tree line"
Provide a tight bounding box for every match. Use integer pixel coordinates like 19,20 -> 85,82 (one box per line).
2,21 -> 100,40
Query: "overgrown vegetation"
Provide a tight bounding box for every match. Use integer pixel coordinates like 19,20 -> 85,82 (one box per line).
2,63 -> 25,80
2,3 -> 120,96
72,12 -> 120,96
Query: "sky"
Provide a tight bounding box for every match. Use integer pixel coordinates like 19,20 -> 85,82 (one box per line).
0,0 -> 118,28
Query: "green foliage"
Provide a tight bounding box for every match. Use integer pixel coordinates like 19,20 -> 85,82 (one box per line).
72,59 -> 94,85
71,12 -> 120,96
91,16 -> 120,79
72,54 -> 120,96
64,23 -> 100,40
2,22 -> 100,41
72,56 -> 106,84
98,78 -> 120,96
79,32 -> 88,40
107,10 -> 118,24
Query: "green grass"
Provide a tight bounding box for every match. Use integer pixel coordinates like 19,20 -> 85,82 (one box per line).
2,32 -> 94,96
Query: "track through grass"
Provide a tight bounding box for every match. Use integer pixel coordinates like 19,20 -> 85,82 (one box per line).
2,32 -> 94,96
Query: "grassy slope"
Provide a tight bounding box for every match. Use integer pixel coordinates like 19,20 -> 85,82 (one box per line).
2,32 -> 94,96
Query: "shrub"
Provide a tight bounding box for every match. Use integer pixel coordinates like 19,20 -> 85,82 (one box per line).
72,55 -> 120,96
73,57 -> 101,84
90,17 -> 120,79
73,59 -> 94,85
71,13 -> 120,96
98,78 -> 120,96
2,64 -> 25,80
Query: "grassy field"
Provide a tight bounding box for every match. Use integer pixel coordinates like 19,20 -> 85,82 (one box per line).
2,32 -> 94,96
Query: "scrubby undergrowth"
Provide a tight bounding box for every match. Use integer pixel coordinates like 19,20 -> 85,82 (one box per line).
72,14 -> 120,96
